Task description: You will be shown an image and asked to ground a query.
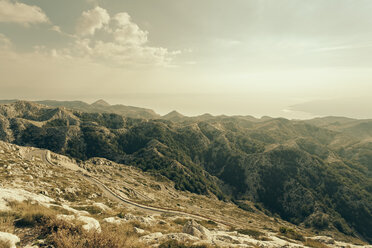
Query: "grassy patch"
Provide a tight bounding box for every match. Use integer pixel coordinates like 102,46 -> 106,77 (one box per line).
9,201 -> 55,228
48,220 -> 144,248
0,211 -> 16,233
305,239 -> 331,248
72,205 -> 103,215
173,218 -> 189,226
159,240 -> 214,248
278,226 -> 305,241
197,220 -> 218,229
0,240 -> 11,248
237,228 -> 266,239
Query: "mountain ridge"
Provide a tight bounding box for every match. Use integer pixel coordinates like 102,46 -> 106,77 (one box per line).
0,100 -> 371,243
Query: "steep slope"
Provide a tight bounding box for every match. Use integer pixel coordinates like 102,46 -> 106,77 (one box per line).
0,101 -> 371,243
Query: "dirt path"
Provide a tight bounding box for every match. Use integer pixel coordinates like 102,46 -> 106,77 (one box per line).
26,149 -> 234,227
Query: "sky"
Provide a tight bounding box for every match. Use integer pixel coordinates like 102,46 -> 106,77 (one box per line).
0,0 -> 371,118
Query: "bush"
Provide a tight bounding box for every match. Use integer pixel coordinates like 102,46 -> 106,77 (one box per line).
234,201 -> 255,212
173,218 -> 189,226
279,226 -> 305,241
307,212 -> 330,229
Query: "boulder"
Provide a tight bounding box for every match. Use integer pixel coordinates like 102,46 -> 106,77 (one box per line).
0,232 -> 20,248
134,227 -> 145,234
77,216 -> 101,233
140,232 -> 163,242
182,220 -> 211,240
103,217 -> 124,225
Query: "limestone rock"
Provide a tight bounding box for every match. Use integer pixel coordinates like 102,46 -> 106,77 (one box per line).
134,227 -> 145,234
182,220 -> 211,240
140,232 -> 163,242
0,232 -> 20,248
77,216 -> 101,233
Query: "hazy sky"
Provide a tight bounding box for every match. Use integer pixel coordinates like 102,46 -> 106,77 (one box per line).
0,0 -> 371,118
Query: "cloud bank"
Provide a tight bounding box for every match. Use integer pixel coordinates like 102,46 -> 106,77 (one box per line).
0,0 -> 48,25
69,7 -> 179,67
76,6 -> 110,36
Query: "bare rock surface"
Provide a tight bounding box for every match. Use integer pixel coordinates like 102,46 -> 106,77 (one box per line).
182,219 -> 211,240
0,232 -> 20,248
0,188 -> 53,211
57,214 -> 101,232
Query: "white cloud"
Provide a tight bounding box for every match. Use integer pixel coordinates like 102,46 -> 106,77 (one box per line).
113,12 -> 148,45
50,25 -> 62,33
70,7 -> 180,67
76,6 -> 110,36
0,0 -> 48,25
0,7 -> 179,70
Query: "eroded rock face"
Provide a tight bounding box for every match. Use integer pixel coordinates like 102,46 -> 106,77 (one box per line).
182,220 -> 211,240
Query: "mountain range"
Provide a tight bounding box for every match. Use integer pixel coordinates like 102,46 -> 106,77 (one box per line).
0,100 -> 371,243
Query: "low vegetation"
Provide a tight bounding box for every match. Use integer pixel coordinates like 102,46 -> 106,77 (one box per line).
236,228 -> 266,240
158,240 -> 214,248
47,221 -> 144,248
304,239 -> 331,248
0,240 -> 11,248
278,226 -> 305,241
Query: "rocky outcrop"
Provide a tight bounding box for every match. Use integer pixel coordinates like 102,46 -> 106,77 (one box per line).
182,219 -> 211,240
0,188 -> 53,211
57,214 -> 101,233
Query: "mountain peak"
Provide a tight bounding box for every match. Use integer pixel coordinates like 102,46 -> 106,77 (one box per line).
162,110 -> 186,121
91,99 -> 110,107
163,110 -> 184,118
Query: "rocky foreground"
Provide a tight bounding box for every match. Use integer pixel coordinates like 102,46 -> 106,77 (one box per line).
0,141 -> 370,248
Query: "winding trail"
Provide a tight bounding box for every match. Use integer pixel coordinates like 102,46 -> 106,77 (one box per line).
27,149 -> 235,227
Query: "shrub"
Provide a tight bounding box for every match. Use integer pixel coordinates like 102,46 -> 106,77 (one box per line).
307,212 -> 330,229
173,218 -> 189,226
198,220 -> 218,229
278,226 -> 305,241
